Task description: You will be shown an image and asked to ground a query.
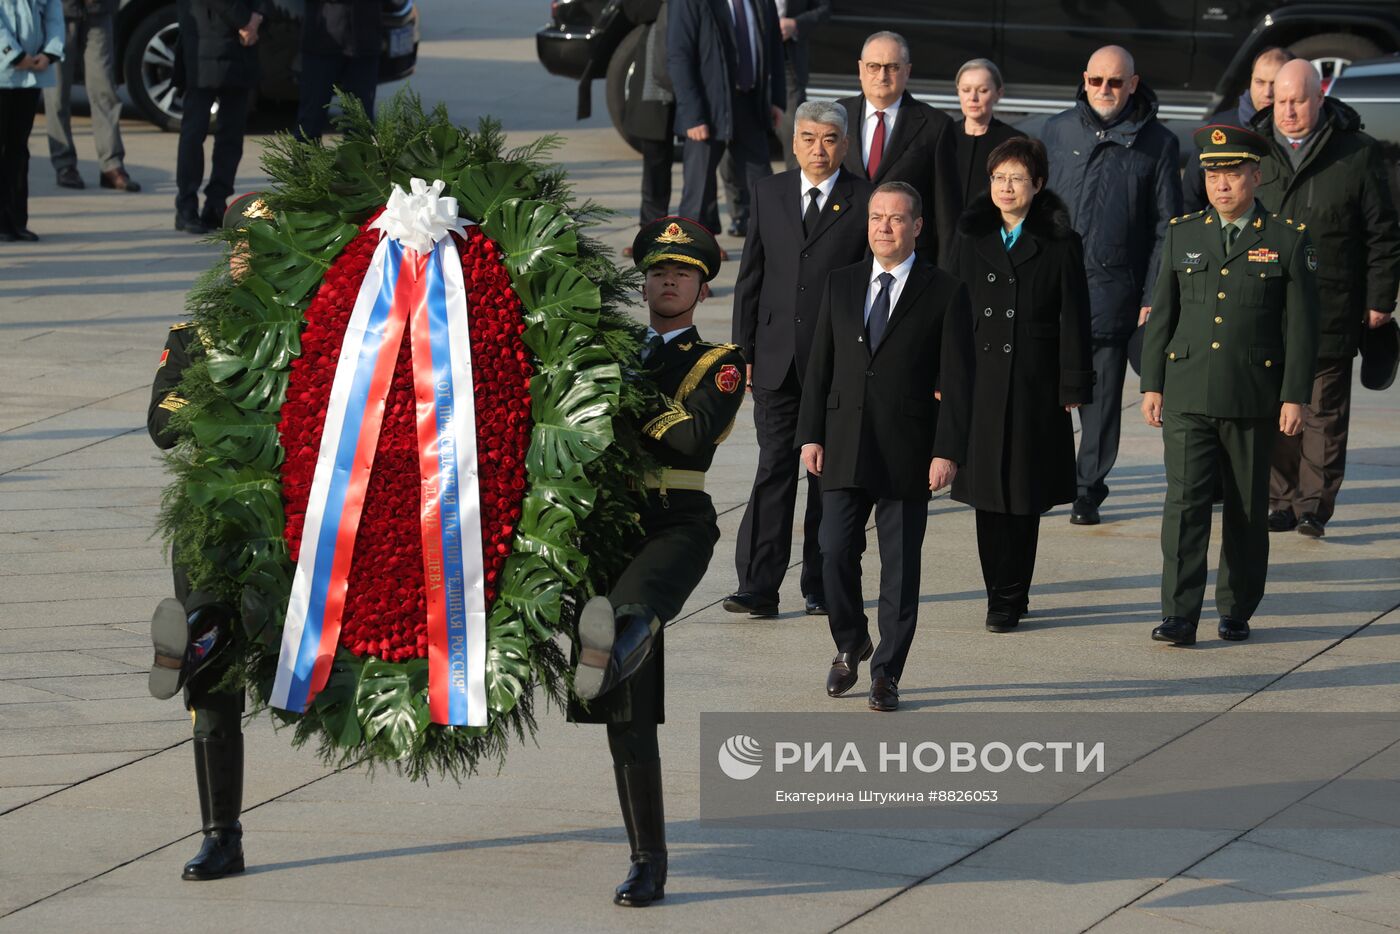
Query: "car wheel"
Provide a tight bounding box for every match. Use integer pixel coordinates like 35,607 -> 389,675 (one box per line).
1288,33 -> 1384,86
605,25 -> 645,155
122,6 -> 185,131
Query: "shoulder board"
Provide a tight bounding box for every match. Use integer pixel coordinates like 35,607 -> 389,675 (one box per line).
1168,211 -> 1206,226
169,321 -> 194,331
697,340 -> 742,351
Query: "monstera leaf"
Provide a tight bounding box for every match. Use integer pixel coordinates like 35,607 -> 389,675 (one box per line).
330,141 -> 394,216
357,658 -> 428,761
492,200 -> 579,276
485,606 -> 533,715
247,212 -> 358,305
513,263 -> 601,327
497,554 -> 564,641
203,348 -> 289,413
396,123 -> 471,189
529,466 -> 597,515
456,162 -> 538,223
513,494 -> 587,584
526,362 -> 620,477
190,400 -> 282,471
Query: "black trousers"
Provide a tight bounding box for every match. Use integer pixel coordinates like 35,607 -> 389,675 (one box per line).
175,86 -> 252,220
820,489 -> 928,683
638,137 -> 674,227
0,88 -> 40,232
295,51 -> 378,141
679,88 -> 771,234
1269,356 -> 1353,525
1076,337 -> 1131,505
974,510 -> 1040,615
735,363 -> 822,602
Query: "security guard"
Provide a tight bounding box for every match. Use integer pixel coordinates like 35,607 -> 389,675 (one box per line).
147,192 -> 268,880
569,216 -> 745,907
1140,126 -> 1319,645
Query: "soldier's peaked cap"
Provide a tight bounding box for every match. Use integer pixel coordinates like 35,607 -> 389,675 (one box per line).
1195,124 -> 1269,168
632,216 -> 722,282
223,192 -> 273,230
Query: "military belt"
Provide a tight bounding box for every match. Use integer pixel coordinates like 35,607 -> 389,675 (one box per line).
642,469 -> 706,493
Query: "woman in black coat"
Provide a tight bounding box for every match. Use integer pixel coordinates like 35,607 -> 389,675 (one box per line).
949,137 -> 1093,632
952,58 -> 1025,205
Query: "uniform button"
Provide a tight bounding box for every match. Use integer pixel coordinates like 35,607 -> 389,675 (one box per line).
1211,341 -> 1221,350
987,273 -> 997,282
1217,291 -> 1227,300
1214,316 -> 1223,324
1006,309 -> 1015,318
799,285 -> 806,292
1220,267 -> 1230,276
1186,268 -> 1194,275
1008,276 -> 1017,284
984,307 -> 993,317
1265,359 -> 1273,367
795,317 -> 802,324
1259,272 -> 1267,278
1003,343 -> 1012,353
1168,352 -> 1177,360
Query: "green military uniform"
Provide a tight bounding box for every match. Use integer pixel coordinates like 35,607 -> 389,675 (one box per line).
568,216 -> 744,909
1141,126 -> 1320,638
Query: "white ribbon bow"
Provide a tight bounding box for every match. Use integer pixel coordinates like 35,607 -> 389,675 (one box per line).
370,177 -> 472,255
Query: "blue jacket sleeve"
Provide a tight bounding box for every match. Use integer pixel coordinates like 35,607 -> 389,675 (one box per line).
41,0 -> 66,60
1141,128 -> 1182,307
667,0 -> 709,134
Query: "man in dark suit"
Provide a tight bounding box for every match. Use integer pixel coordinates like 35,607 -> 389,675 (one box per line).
726,100 -> 874,619
797,181 -> 975,711
838,31 -> 961,265
669,0 -> 785,236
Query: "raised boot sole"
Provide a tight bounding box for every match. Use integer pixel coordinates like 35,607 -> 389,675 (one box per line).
149,598 -> 190,700
572,596 -> 616,701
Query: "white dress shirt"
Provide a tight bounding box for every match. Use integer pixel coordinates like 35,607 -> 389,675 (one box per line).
861,96 -> 902,166
863,252 -> 917,326
798,169 -> 841,215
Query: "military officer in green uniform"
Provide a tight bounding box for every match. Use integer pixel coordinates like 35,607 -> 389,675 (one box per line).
569,216 -> 745,907
146,192 -> 269,880
1140,126 -> 1319,645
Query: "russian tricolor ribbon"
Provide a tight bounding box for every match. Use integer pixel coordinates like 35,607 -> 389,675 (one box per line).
271,179 -> 489,727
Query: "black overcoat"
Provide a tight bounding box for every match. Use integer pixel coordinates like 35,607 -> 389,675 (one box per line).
796,255 -> 975,500
178,0 -> 264,89
952,117 -> 1026,206
948,190 -> 1094,515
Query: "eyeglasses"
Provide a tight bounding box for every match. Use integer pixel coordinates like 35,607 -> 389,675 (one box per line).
990,174 -> 1032,187
1085,75 -> 1128,89
862,61 -> 906,77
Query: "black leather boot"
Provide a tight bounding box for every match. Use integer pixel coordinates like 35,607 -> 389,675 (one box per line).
614,760 -> 666,907
573,598 -> 660,701
183,736 -> 245,880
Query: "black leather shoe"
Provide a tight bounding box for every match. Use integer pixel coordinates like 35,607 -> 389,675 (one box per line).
56,166 -> 85,189
804,594 -> 827,616
1268,509 -> 1297,532
826,639 -> 873,697
722,591 -> 778,618
99,167 -> 142,191
1069,496 -> 1100,525
1151,617 -> 1198,646
175,215 -> 210,235
1297,513 -> 1325,538
868,676 -> 899,712
1218,616 -> 1250,641
726,221 -> 747,238
985,610 -> 1020,633
10,228 -> 38,242
573,598 -> 659,701
200,204 -> 225,231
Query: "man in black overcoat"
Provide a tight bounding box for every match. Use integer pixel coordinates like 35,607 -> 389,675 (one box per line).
726,99 -> 873,618
797,181 -> 975,711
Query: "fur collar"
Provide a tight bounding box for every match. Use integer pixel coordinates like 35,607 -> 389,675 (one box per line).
958,189 -> 1075,241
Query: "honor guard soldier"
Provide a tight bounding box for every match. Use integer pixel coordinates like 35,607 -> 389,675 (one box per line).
569,216 -> 745,907
1140,126 -> 1319,645
146,192 -> 269,880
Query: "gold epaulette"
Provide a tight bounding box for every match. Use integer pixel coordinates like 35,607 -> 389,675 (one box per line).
1169,210 -> 1206,226
170,321 -> 194,331
696,340 -> 741,351
1270,214 -> 1308,232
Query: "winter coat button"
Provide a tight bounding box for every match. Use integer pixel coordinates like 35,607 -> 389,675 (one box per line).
1003,343 -> 1012,353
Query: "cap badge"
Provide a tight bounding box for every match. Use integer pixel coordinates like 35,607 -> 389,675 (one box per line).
656,222 -> 694,245
1210,128 -> 1227,145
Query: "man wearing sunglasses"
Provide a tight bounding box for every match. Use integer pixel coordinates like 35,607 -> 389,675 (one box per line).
1043,44 -> 1182,527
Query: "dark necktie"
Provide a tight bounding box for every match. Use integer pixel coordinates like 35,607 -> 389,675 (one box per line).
1225,224 -> 1239,253
802,187 -> 821,237
867,111 -> 887,178
731,0 -> 755,92
642,332 -> 665,362
866,272 -> 894,351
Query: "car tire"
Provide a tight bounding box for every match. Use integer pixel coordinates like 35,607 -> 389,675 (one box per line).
123,5 -> 184,131
605,25 -> 645,155
1288,33 -> 1384,83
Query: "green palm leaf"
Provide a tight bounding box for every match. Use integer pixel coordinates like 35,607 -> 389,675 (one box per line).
203,349 -> 289,413
329,141 -> 394,215
514,265 -> 601,328
486,604 -> 532,714
497,554 -> 564,641
526,361 -> 620,476
513,494 -> 587,584
247,212 -> 358,305
190,400 -> 283,471
529,466 -> 597,515
456,162 -> 538,223
357,658 -> 425,761
396,123 -> 472,189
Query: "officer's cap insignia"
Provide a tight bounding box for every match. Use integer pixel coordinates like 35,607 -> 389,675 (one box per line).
656,222 -> 694,245
1210,128 -> 1227,145
715,364 -> 742,394
1306,246 -> 1318,272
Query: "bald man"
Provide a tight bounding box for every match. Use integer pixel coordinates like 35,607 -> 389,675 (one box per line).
1247,59 -> 1400,538
1184,47 -> 1295,214
1043,44 -> 1182,525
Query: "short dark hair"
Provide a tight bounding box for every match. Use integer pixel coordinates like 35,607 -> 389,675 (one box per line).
1252,46 -> 1295,70
987,136 -> 1049,187
872,181 -> 922,220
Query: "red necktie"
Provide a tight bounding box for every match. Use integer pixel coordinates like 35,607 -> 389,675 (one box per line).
867,111 -> 887,179
1290,140 -> 1301,150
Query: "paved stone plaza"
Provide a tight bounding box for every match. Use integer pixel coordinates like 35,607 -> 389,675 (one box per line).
1,3 -> 1397,931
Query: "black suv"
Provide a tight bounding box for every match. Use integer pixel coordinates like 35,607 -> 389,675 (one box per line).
107,0 -> 420,130
537,0 -> 1400,148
